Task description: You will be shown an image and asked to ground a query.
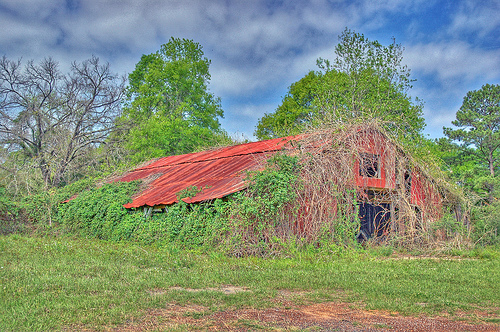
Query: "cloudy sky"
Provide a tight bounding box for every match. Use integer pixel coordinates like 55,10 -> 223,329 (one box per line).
1,0 -> 499,140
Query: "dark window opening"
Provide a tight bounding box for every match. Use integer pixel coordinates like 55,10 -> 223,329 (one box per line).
404,171 -> 412,195
359,153 -> 380,178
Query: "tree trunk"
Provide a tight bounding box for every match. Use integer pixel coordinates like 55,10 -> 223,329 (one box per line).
489,152 -> 495,204
489,151 -> 495,177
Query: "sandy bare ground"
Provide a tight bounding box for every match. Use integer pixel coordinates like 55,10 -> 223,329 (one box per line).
109,302 -> 497,332
91,286 -> 498,332
67,286 -> 499,331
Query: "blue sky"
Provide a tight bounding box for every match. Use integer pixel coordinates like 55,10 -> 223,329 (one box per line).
1,0 -> 499,140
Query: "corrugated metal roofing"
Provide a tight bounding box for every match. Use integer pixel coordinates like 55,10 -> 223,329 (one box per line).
115,135 -> 302,208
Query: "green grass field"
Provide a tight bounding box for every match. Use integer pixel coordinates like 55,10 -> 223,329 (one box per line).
0,235 -> 499,331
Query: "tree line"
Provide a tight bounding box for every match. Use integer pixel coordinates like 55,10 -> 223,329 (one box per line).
0,38 -> 230,194
0,30 -> 499,245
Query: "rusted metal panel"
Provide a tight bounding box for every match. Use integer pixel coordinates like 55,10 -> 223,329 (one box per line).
117,136 -> 300,209
134,136 -> 298,170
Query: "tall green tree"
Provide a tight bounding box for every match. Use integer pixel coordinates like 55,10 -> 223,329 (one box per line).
443,84 -> 500,203
255,28 -> 424,140
256,71 -> 320,139
320,28 -> 413,93
122,37 -> 228,162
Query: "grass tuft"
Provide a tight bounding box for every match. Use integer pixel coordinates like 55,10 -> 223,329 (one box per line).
0,235 -> 499,331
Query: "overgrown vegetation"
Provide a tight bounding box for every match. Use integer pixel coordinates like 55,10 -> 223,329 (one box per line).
226,154 -> 306,255
438,83 -> 500,246
0,122 -> 496,254
0,30 -> 499,253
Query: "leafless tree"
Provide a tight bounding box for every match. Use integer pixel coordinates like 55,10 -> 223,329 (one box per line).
0,56 -> 126,188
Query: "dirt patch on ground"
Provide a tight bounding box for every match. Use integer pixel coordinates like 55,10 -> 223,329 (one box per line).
64,286 -> 499,331
164,285 -> 252,295
104,300 -> 499,331
388,254 -> 480,261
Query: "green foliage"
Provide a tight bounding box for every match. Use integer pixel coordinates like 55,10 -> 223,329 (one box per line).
255,28 -> 425,140
444,84 -> 500,202
122,37 -> 230,162
58,181 -> 140,238
233,154 -> 301,226
438,84 -> 500,245
243,154 -> 301,219
444,84 -> 500,173
176,185 -> 204,200
130,200 -> 230,248
223,154 -> 362,255
313,68 -> 424,136
471,202 -> 500,246
322,195 -> 361,248
323,28 -> 413,93
19,177 -> 97,226
433,137 -> 477,188
54,180 -> 229,248
1,177 -> 101,234
25,153 -> 354,253
255,71 -> 319,139
430,210 -> 468,239
0,186 -> 24,234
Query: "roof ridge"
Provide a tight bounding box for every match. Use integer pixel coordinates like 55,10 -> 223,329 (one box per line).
131,136 -> 300,172
131,149 -> 280,172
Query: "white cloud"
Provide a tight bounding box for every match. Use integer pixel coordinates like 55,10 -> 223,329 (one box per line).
404,40 -> 500,137
0,0 -> 66,19
363,0 -> 435,14
210,55 -> 292,96
0,19 -> 62,62
0,0 -> 498,139
405,41 -> 500,83
235,103 -> 276,119
221,102 -> 279,139
447,0 -> 500,39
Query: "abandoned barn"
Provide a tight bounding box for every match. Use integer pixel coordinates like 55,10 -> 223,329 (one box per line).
114,124 -> 453,241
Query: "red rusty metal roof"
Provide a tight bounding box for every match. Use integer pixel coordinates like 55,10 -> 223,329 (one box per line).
115,135 -> 303,208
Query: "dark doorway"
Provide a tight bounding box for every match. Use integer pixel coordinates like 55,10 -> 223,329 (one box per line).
357,202 -> 391,241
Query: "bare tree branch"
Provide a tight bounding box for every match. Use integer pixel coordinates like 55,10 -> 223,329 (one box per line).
0,56 -> 126,187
